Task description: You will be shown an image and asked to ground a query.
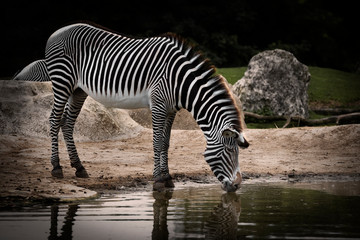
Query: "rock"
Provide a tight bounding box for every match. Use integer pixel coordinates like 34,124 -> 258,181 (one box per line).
232,49 -> 310,118
0,80 -> 143,141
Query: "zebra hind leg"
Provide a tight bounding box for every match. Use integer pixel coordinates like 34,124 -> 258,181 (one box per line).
49,87 -> 70,178
61,88 -> 89,178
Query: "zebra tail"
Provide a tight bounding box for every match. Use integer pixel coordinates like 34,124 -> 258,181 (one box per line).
12,59 -> 51,82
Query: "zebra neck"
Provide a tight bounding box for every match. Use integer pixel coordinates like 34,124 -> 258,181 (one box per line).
186,97 -> 238,142
181,76 -> 240,142
192,109 -> 232,142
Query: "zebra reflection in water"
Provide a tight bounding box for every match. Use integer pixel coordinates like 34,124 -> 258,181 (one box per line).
204,193 -> 241,239
152,191 -> 173,240
47,192 -> 241,239
152,191 -> 241,239
48,205 -> 78,240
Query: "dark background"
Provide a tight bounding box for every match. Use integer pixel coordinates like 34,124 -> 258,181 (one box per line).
1,0 -> 359,77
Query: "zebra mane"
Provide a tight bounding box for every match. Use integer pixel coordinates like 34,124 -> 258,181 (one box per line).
161,33 -> 244,132
214,74 -> 244,132
161,32 -> 215,77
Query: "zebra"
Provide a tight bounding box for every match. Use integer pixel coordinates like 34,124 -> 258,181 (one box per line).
13,23 -> 249,192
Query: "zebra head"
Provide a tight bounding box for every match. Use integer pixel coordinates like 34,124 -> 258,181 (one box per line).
204,126 -> 249,192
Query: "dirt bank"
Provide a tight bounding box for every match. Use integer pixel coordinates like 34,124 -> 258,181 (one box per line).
1,80 -> 360,204
1,125 -> 360,204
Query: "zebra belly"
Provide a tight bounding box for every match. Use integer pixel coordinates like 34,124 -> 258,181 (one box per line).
83,89 -> 150,109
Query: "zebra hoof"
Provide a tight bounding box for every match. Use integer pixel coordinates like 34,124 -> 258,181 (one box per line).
51,166 -> 64,178
153,178 -> 175,191
164,179 -> 175,188
75,167 -> 89,178
153,181 -> 166,191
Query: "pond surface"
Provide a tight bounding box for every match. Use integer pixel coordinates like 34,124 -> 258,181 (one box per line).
1,182 -> 360,239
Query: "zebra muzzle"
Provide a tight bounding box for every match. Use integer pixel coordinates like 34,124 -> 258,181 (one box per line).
233,172 -> 242,186
222,172 -> 242,192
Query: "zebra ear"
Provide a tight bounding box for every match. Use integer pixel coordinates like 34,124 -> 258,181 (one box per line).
237,132 -> 249,148
222,128 -> 249,148
222,128 -> 239,138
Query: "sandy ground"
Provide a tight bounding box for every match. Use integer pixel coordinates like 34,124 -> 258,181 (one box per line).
1,80 -> 360,205
1,125 -> 359,205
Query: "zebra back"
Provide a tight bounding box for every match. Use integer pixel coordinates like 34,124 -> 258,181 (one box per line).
44,23 -> 243,136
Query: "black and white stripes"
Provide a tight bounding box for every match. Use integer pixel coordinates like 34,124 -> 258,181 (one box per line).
13,23 -> 248,191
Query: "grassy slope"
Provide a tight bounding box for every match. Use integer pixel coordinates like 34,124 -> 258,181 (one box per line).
308,67 -> 360,106
218,66 -> 360,107
218,66 -> 359,128
216,67 -> 247,85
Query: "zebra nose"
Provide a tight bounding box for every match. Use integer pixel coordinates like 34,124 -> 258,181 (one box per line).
222,181 -> 238,192
233,172 -> 242,186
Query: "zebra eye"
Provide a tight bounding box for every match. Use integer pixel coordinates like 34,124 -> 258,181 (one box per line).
225,146 -> 236,153
218,175 -> 224,182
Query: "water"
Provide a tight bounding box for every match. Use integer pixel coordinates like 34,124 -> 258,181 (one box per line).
1,182 -> 360,240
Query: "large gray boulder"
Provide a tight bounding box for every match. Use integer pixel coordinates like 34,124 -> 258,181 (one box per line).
232,49 -> 310,118
0,80 -> 142,141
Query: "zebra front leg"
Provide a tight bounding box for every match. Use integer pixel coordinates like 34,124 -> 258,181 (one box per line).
61,88 -> 89,178
152,126 -> 164,190
152,104 -> 166,191
159,112 -> 176,188
152,106 -> 176,190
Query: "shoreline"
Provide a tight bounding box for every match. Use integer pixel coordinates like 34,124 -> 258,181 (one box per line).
1,125 -> 360,206
1,172 -> 359,209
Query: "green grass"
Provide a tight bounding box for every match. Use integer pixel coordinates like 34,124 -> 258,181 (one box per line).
218,66 -> 359,128
308,67 -> 360,106
218,66 -> 360,106
216,67 -> 247,85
